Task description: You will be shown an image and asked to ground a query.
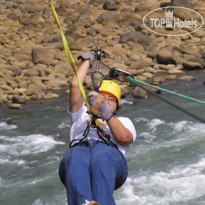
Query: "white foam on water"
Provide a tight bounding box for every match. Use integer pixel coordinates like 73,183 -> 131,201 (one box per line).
120,99 -> 133,105
120,118 -> 205,204
0,121 -> 17,130
117,157 -> 205,204
0,134 -> 64,157
149,118 -> 165,130
166,121 -> 205,147
57,122 -> 71,129
135,117 -> 205,145
134,119 -> 205,161
29,177 -> 49,186
32,194 -> 67,205
33,199 -> 42,205
170,120 -> 205,135
0,158 -> 25,165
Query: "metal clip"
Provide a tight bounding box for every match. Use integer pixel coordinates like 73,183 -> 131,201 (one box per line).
91,46 -> 105,91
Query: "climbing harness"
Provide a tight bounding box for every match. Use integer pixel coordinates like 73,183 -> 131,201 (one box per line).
69,90 -> 117,148
69,117 -> 118,149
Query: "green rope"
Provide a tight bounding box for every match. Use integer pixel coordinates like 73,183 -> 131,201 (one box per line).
129,77 -> 205,104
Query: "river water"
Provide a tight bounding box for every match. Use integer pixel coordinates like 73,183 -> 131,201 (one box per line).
0,71 -> 205,205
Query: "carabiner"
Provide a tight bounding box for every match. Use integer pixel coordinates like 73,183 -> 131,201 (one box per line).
91,70 -> 104,92
91,46 -> 105,91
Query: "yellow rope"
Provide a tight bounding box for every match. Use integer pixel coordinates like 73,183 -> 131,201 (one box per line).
49,0 -> 92,117
49,0 -> 110,132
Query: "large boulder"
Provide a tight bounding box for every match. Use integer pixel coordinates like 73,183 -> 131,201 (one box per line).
25,84 -> 46,96
103,0 -> 118,11
133,87 -> 148,99
7,9 -> 22,20
12,95 -> 27,104
97,11 -> 120,24
119,31 -> 151,46
182,61 -> 203,70
31,48 -> 55,65
156,48 -> 176,65
170,0 -> 193,8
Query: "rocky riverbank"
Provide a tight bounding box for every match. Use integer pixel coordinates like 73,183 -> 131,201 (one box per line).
0,0 -> 205,109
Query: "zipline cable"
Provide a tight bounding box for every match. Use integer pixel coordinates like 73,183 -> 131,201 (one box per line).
85,0 -> 96,45
100,62 -> 205,124
132,78 -> 205,104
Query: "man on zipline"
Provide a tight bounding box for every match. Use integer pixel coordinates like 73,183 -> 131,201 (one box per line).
59,48 -> 137,205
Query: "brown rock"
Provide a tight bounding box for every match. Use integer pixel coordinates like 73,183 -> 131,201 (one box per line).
129,19 -> 144,31
90,0 -> 106,6
55,7 -> 68,17
7,9 -> 22,20
22,68 -> 39,77
25,84 -> 46,96
15,77 -> 28,89
29,76 -> 46,88
133,87 -> 148,98
111,44 -> 126,57
170,0 -> 193,8
166,74 -> 177,80
97,11 -> 120,24
12,95 -> 27,104
0,89 -> 7,104
8,103 -> 23,109
45,78 -> 68,89
142,72 -> 153,79
120,85 -> 130,98
153,75 -> 167,84
156,48 -> 176,65
119,31 -> 151,46
179,75 -> 195,81
129,55 -> 140,62
14,52 -> 32,62
103,0 -> 118,11
0,84 -> 13,92
129,59 -> 153,70
8,66 -> 23,76
182,61 -> 203,70
54,63 -> 71,77
42,92 -> 59,99
31,48 -> 55,65
19,14 -> 32,25
6,80 -> 18,89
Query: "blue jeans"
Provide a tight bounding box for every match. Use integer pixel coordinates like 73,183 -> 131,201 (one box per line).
59,139 -> 128,205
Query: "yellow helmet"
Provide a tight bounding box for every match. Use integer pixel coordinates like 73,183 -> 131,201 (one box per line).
98,80 -> 121,106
